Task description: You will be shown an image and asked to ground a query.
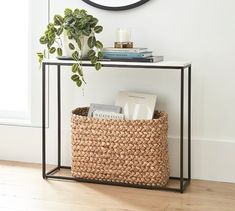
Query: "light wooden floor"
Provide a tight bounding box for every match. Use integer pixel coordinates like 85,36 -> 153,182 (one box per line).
0,161 -> 235,211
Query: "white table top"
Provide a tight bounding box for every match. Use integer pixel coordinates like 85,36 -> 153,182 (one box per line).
43,59 -> 191,69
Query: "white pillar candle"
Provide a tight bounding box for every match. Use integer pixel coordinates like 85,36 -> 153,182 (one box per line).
117,28 -> 131,42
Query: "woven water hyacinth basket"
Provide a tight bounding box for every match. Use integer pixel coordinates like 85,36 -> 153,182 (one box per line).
71,107 -> 170,187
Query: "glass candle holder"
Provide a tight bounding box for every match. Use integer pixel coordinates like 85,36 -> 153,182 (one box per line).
116,28 -> 131,43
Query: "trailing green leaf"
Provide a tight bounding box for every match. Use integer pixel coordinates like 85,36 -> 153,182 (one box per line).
49,47 -> 56,54
73,9 -> 80,16
86,15 -> 93,22
76,80 -> 82,87
94,25 -> 103,33
76,39 -> 82,50
95,41 -> 103,49
76,21 -> 84,29
88,36 -> 96,48
90,18 -> 98,27
47,23 -> 54,30
64,16 -> 74,25
80,9 -> 87,16
57,48 -> 63,56
56,27 -> 63,36
95,62 -> 102,71
71,74 -> 80,81
40,36 -> 47,44
72,51 -> 79,61
72,64 -> 79,73
54,15 -> 64,26
69,43 -> 75,50
37,52 -> 43,57
82,29 -> 91,36
64,8 -> 73,16
98,51 -> 104,59
37,52 -> 44,64
87,49 -> 96,59
91,56 -> 97,65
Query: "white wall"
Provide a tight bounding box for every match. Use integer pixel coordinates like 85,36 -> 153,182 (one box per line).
0,0 -> 235,183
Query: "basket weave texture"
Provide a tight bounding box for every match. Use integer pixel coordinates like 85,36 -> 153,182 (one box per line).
71,107 -> 170,187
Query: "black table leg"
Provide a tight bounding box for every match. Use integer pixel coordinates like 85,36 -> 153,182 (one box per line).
57,65 -> 61,169
188,65 -> 192,181
42,63 -> 46,179
180,68 -> 184,193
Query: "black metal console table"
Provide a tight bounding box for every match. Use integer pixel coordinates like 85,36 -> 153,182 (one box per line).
42,59 -> 192,193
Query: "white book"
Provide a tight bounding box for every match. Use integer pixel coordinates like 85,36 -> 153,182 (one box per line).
115,91 -> 157,120
93,110 -> 125,120
88,103 -> 122,117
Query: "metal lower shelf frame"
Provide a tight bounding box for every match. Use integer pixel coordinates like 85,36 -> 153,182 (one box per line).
42,60 -> 192,193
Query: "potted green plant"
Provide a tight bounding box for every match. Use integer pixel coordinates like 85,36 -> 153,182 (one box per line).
38,8 -> 104,87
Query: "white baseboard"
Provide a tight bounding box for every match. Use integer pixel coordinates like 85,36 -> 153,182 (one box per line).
168,137 -> 235,183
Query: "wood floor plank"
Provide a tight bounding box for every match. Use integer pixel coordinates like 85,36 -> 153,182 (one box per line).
0,161 -> 235,211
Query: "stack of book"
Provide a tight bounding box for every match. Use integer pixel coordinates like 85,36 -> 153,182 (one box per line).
102,47 -> 163,63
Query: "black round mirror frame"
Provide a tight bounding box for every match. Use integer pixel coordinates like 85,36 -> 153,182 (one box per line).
82,0 -> 150,11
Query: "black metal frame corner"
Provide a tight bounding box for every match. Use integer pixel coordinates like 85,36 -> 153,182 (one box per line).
42,62 -> 191,193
